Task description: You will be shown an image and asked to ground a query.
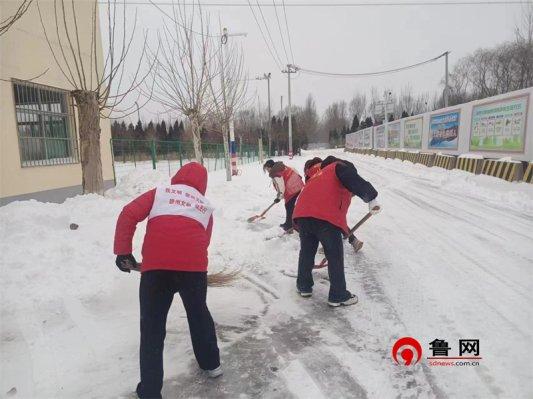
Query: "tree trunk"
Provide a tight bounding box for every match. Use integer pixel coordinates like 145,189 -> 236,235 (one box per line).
222,122 -> 231,182
191,116 -> 204,165
72,90 -> 104,195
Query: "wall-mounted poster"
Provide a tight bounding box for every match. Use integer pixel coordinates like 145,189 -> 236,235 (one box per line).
387,122 -> 401,148
375,125 -> 386,148
363,128 -> 373,148
429,110 -> 460,149
404,117 -> 423,148
345,133 -> 356,148
470,94 -> 528,152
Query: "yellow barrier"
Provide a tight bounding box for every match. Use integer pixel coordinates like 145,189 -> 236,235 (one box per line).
481,159 -> 523,182
456,157 -> 484,174
417,153 -> 436,167
403,152 -> 419,163
387,150 -> 397,159
434,154 -> 457,170
523,163 -> 533,183
377,150 -> 387,158
396,151 -> 406,161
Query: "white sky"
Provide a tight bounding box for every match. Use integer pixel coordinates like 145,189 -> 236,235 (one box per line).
106,1 -> 527,122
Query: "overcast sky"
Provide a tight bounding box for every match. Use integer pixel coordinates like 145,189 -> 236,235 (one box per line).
107,1 -> 527,122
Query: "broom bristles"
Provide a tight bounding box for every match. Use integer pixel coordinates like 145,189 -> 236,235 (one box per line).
207,269 -> 241,287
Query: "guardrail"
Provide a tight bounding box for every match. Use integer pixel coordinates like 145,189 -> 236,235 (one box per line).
348,147 -> 531,183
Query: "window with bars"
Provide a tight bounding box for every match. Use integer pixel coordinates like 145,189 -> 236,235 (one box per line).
13,81 -> 79,167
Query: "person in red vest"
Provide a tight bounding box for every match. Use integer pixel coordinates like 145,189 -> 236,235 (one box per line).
293,155 -> 381,307
303,157 -> 364,253
263,159 -> 304,231
113,162 -> 221,399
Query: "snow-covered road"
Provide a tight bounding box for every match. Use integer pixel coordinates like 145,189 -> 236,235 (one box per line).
1,150 -> 532,398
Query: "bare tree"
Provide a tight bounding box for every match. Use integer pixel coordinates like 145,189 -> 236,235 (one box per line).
322,100 -> 348,145
348,93 -> 367,120
0,0 -> 33,36
297,94 -> 319,143
367,87 -> 381,123
37,0 -> 152,194
146,1 -> 216,164
445,4 -> 533,107
209,31 -> 248,181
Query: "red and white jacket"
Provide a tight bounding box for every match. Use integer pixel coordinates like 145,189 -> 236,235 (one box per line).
113,162 -> 214,273
270,164 -> 304,203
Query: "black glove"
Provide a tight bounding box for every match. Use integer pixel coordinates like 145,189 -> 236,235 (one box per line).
348,235 -> 356,244
274,198 -> 281,204
115,254 -> 137,273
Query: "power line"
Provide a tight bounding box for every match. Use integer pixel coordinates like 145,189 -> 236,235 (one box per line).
99,1 -> 531,7
148,0 -> 220,37
246,0 -> 283,69
254,0 -> 285,66
294,52 -> 448,78
281,0 -> 295,64
272,0 -> 290,63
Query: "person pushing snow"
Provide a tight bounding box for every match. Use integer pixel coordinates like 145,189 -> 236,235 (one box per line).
303,157 -> 364,253
293,156 -> 381,307
113,162 -> 221,399
263,159 -> 304,231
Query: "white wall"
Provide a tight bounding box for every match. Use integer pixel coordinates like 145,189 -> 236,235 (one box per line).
346,87 -> 533,161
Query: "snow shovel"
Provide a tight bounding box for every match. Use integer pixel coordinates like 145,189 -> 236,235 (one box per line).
247,201 -> 277,223
313,210 -> 376,269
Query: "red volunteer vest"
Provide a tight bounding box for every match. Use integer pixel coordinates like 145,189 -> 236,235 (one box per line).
281,167 -> 304,202
293,162 -> 352,234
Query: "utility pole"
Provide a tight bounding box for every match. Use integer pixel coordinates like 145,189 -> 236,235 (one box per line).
220,26 -> 247,181
282,64 -> 297,158
444,51 -> 450,108
256,72 -> 271,156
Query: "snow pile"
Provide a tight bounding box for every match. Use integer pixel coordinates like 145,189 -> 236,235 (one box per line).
352,153 -> 533,215
1,151 -> 532,398
106,168 -> 170,199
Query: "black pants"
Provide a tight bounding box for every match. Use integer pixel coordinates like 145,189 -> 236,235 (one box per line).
136,270 -> 220,399
283,193 -> 299,229
296,217 -> 351,302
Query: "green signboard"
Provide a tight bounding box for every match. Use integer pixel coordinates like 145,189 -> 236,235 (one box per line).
387,122 -> 401,148
404,117 -> 423,149
470,95 -> 528,152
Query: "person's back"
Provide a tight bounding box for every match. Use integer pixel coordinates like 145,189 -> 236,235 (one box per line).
292,156 -> 381,307
115,162 -> 213,273
113,162 -> 221,399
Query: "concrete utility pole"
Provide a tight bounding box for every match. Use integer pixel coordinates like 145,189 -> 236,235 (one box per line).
256,72 -> 271,156
444,51 -> 450,108
282,64 -> 297,158
220,27 -> 247,181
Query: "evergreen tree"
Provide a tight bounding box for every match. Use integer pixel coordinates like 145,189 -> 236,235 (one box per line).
168,122 -> 174,140
134,120 -> 144,139
350,115 -> 360,132
401,110 -> 409,118
146,121 -> 156,140
365,117 -> 373,127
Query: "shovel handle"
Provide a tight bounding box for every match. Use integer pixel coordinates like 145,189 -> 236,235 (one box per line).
347,212 -> 373,236
316,212 -> 375,267
248,201 -> 277,222
259,201 -> 277,217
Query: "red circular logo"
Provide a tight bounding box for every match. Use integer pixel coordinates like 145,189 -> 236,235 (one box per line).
392,337 -> 422,365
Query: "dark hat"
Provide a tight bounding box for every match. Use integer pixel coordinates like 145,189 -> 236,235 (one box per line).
263,159 -> 275,171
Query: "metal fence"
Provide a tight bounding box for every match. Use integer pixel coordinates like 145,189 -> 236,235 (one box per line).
110,138 -> 264,181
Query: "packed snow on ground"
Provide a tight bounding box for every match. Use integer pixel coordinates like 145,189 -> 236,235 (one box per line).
1,149 -> 532,399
